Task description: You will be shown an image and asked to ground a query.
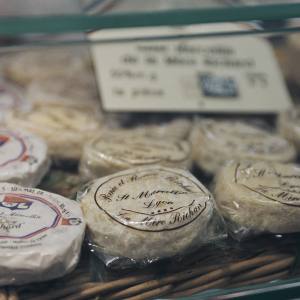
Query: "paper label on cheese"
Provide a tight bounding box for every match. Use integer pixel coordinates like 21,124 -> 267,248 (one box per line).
94,168 -> 210,232
0,130 -> 40,168
89,23 -> 292,113
235,162 -> 300,207
0,132 -> 27,166
0,194 -> 60,239
92,135 -> 191,164
0,183 -> 84,249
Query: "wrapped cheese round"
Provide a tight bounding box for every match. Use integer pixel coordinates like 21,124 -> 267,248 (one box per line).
190,119 -> 296,175
0,128 -> 49,187
8,106 -> 102,161
277,106 -> 300,151
78,166 -> 226,267
4,50 -> 85,86
214,160 -> 300,240
0,182 -> 85,285
79,133 -> 192,181
26,70 -> 101,113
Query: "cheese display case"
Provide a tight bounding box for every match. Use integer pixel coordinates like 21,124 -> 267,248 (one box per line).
2,1 -> 300,300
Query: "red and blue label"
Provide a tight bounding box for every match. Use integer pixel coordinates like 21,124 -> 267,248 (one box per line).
0,131 -> 27,167
0,193 -> 61,239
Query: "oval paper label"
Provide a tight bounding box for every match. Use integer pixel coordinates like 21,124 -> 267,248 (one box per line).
235,162 -> 300,207
0,193 -> 61,239
94,169 -> 210,232
92,135 -> 191,164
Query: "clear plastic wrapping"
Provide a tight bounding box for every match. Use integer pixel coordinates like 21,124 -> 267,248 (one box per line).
214,160 -> 300,241
0,183 -> 86,285
79,132 -> 193,181
0,127 -> 50,187
77,165 -> 227,269
190,118 -> 296,175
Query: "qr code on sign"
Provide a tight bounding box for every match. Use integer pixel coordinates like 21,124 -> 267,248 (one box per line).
199,74 -> 238,98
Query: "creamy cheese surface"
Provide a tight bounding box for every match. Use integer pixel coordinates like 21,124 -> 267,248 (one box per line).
0,81 -> 31,124
79,133 -> 192,181
0,128 -> 49,187
0,183 -> 85,285
214,160 -> 300,240
190,119 -> 296,174
8,106 -> 102,160
78,166 -> 226,266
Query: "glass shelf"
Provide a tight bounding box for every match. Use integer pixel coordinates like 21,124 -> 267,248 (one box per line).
1,2 -> 300,300
0,1 -> 300,49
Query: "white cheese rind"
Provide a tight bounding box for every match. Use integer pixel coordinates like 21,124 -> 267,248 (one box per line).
0,183 -> 86,285
190,119 -> 296,175
0,128 -> 49,187
214,160 -> 300,240
78,166 -> 226,266
79,133 -> 192,181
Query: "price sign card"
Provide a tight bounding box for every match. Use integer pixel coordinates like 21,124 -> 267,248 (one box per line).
88,23 -> 292,113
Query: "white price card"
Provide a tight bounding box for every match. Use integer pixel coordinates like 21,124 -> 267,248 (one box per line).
88,23 -> 292,113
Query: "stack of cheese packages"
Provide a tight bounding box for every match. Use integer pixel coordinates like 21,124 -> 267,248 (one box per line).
0,49 -> 96,286
3,46 -> 300,295
0,48 -> 228,289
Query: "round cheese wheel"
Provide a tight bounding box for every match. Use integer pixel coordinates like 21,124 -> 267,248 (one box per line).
4,50 -> 85,86
0,128 -> 49,187
214,160 -> 300,240
78,166 -> 226,266
26,71 -> 101,113
8,106 -> 102,161
190,119 -> 296,175
277,106 -> 300,151
0,183 -> 85,285
79,133 -> 192,181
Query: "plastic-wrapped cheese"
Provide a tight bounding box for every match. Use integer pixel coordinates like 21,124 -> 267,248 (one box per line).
214,160 -> 300,240
78,166 -> 226,267
8,106 -> 102,161
79,133 -> 192,181
190,119 -> 296,175
4,50 -> 85,86
0,128 -> 49,187
0,183 -> 85,285
26,70 -> 101,113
